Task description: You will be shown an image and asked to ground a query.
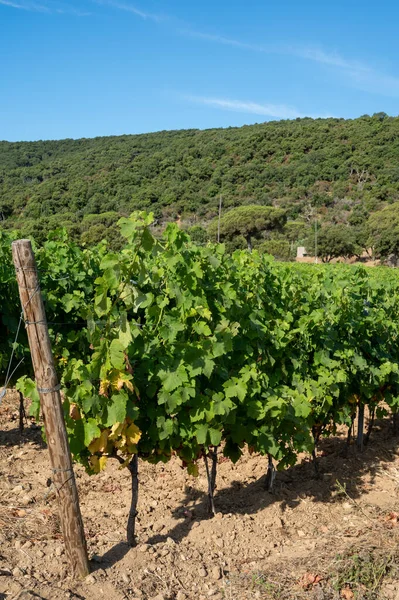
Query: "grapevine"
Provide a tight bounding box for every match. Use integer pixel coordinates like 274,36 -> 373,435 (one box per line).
2,213 -> 399,543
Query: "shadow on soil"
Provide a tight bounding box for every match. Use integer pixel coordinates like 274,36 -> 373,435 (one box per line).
0,391 -> 44,449
0,422 -> 45,449
146,416 -> 399,547
97,416 -> 399,569
96,541 -> 132,570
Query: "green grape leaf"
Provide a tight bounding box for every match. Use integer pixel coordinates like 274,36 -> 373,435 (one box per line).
195,424 -> 208,445
109,339 -> 125,370
105,391 -> 128,426
83,418 -> 101,447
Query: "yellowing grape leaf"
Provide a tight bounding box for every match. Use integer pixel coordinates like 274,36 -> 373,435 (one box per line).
124,379 -> 134,392
89,455 -> 108,473
187,462 -> 199,477
109,421 -> 124,440
125,423 -> 141,445
99,379 -> 110,397
111,370 -> 134,392
69,403 -> 81,421
88,429 -> 109,454
109,370 -> 125,391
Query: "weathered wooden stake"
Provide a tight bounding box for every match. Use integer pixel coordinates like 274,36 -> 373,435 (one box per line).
364,407 -> 375,446
127,454 -> 139,546
357,404 -> 365,452
18,391 -> 26,434
343,412 -> 355,458
264,453 -> 276,492
204,453 -> 216,516
12,240 -> 90,579
210,446 -> 218,500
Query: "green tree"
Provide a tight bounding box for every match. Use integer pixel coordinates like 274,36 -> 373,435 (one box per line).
210,205 -> 286,251
284,221 -> 309,243
367,203 -> 399,258
352,224 -> 371,257
186,225 -> 210,245
312,224 -> 359,263
258,238 -> 292,261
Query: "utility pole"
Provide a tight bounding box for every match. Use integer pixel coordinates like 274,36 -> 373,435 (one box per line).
314,217 -> 318,264
217,195 -> 222,243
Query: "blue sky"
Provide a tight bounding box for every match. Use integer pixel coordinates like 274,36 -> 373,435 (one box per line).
1,0 -> 399,141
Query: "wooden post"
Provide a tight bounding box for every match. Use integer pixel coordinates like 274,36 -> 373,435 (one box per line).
12,240 -> 90,579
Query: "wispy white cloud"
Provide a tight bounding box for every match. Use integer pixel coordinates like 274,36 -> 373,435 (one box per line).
0,0 -> 91,14
0,0 -> 49,11
93,0 -> 165,21
295,47 -> 399,96
178,29 -> 265,52
181,28 -> 399,98
289,46 -> 368,72
54,1 -> 92,16
352,69 -> 399,97
0,0 -> 165,19
58,8 -> 91,15
55,6 -> 91,16
0,0 -> 26,8
184,95 -> 331,120
181,28 -> 369,71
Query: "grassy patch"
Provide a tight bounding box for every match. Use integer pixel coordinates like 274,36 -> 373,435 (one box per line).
328,548 -> 398,599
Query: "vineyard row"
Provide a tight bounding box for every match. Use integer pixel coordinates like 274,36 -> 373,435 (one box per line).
1,213 -> 399,530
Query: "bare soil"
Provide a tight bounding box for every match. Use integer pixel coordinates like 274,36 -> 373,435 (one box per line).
1,391 -> 399,600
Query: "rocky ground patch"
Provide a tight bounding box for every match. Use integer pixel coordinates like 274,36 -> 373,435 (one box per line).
1,391 -> 399,600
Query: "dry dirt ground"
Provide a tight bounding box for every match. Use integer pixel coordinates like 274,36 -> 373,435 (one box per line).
1,392 -> 399,600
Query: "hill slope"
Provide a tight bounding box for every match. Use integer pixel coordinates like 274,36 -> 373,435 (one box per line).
1,113 -> 398,247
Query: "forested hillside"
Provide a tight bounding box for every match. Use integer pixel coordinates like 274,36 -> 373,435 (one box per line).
1,113 -> 399,258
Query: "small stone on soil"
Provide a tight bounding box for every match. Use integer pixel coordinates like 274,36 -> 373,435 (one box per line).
297,530 -> 306,537
166,536 -> 176,545
121,572 -> 130,584
211,566 -> 221,580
